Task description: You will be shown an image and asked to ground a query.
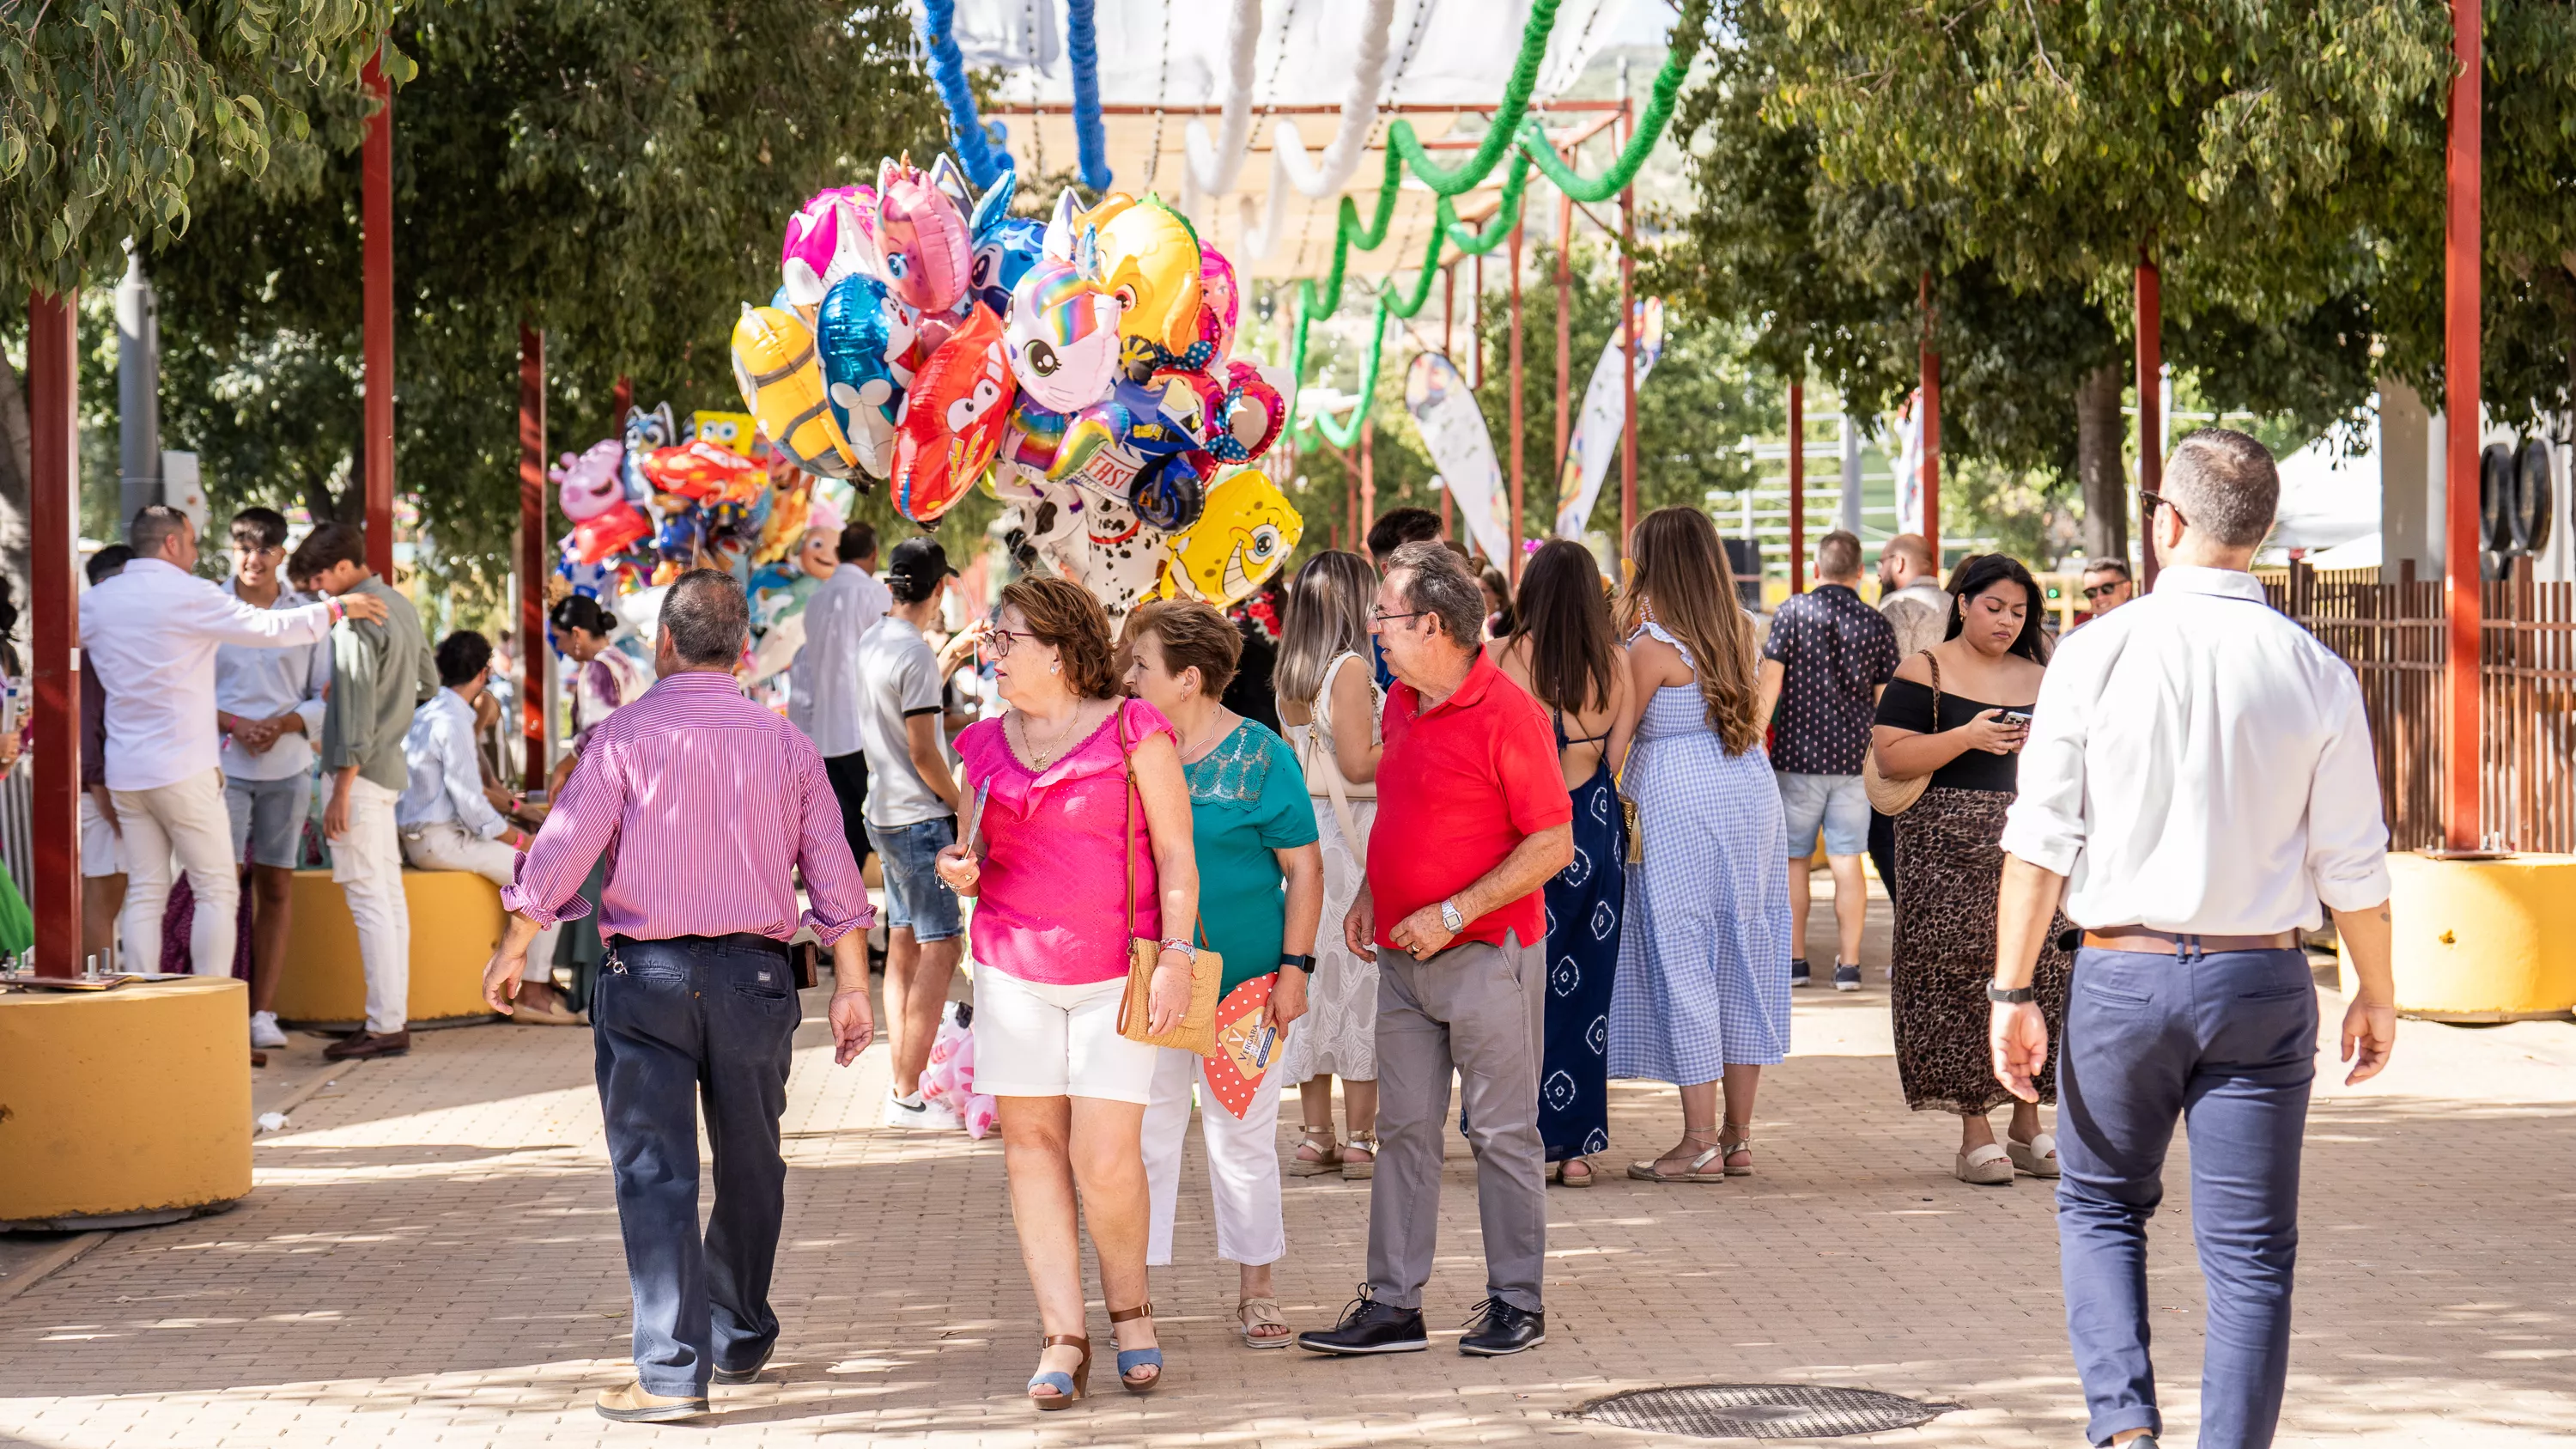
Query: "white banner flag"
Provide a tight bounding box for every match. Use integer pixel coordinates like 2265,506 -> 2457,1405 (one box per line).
1552,298 -> 1667,539
1404,352 -> 1510,563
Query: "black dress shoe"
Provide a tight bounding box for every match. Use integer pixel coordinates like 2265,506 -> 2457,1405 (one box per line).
1296,1292 -> 1427,1355
1458,1298 -> 1546,1357
324,1029 -> 410,1061
711,1342 -> 774,1385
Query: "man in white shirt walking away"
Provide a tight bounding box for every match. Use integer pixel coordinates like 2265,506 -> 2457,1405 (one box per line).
1990,429 -> 2398,1449
856,539 -> 965,1128
792,521 -> 890,875
290,522 -> 436,1062
79,505 -> 383,980
213,508 -> 333,1050
398,630 -> 568,1020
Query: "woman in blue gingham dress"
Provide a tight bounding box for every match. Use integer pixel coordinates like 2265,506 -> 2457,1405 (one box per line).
1610,508 -> 1793,1183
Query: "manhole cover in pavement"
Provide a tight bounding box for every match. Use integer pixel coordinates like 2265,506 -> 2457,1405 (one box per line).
1573,1383 -> 1953,1439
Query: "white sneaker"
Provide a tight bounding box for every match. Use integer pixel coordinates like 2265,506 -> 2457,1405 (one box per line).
884,1091 -> 963,1131
250,1011 -> 289,1050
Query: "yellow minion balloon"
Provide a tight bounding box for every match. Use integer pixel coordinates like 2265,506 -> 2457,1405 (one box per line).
730,305 -> 858,478
1085,194 -> 1203,356
1168,469 -> 1302,606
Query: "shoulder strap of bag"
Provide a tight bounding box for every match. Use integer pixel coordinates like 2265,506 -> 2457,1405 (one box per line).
1923,648 -> 1942,725
1120,704 -> 1138,941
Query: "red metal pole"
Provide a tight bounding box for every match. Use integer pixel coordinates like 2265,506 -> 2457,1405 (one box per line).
27,291 -> 78,977
519,326 -> 547,790
361,52 -> 395,578
1619,152 -> 1638,558
1439,267 -> 1455,538
1359,415 -> 1376,533
1788,379 -> 1806,594
1508,216 -> 1527,582
2136,253 -> 2162,594
2443,0 -> 2483,851
1552,176 -> 1574,501
612,374 -> 633,420
1920,271 -> 1941,563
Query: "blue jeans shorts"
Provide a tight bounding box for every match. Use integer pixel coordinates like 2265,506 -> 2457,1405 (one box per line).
864,815 -> 963,944
225,773 -> 309,869
1776,771 -> 1869,857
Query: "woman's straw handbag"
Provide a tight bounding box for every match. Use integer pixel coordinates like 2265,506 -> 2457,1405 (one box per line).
1861,650 -> 1941,817
1112,708 -> 1221,1055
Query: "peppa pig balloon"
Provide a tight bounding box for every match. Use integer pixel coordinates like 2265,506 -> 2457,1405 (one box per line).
889,303 -> 1016,524
872,156 -> 973,315
551,438 -> 627,522
1005,257 -> 1124,415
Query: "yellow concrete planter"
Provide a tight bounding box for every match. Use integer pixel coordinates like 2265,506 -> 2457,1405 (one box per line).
2344,852 -> 2576,1022
0,977 -> 252,1228
272,868 -> 509,1031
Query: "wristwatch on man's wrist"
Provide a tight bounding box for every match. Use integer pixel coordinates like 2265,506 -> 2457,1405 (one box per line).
1279,953 -> 1316,975
1438,898 -> 1465,934
1986,983 -> 2036,1004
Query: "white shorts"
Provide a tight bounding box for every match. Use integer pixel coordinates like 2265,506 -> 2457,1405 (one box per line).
79,790 -> 128,878
969,968 -> 1158,1104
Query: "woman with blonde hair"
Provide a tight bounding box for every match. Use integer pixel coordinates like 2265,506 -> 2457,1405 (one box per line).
1610,507 -> 1793,1183
936,577 -> 1198,1408
1269,550 -> 1386,1180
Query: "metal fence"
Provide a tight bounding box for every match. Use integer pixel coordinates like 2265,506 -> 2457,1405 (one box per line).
2263,560 -> 2576,854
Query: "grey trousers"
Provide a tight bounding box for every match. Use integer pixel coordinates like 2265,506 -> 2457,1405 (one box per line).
1365,929 -> 1547,1312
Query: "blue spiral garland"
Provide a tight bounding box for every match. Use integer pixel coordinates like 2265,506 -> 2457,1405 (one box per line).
923,0 -> 1014,190
1065,0 -> 1114,192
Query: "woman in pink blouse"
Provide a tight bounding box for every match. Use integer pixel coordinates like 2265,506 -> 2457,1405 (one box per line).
936,577 -> 1198,1409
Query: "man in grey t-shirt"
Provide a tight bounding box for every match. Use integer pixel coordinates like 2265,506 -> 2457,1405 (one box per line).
857,538 -> 966,1129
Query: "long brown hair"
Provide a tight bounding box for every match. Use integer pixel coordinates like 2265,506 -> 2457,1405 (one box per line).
1274,550 -> 1376,706
1508,539 -> 1620,715
1620,507 -> 1761,756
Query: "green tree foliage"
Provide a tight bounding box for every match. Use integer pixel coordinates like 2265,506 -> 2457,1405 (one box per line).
0,0 -> 406,298
146,0 -> 951,599
1289,245 -> 1778,563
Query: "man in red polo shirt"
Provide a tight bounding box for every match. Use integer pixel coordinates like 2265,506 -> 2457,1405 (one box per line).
1297,541 -> 1573,1361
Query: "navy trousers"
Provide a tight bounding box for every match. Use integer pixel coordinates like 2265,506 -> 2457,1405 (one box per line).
593,935 -> 802,1397
2057,945 -> 2318,1449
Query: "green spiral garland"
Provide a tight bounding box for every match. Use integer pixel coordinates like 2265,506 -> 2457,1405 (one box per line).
1287,0 -> 1705,449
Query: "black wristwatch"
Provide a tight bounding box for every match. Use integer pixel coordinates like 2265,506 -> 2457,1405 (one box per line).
1279,953 -> 1316,975
1986,983 -> 2036,1004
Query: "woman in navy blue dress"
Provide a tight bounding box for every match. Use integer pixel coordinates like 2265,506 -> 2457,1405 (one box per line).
1486,541 -> 1635,1185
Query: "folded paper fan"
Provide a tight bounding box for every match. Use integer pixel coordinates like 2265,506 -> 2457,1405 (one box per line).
1205,976 -> 1285,1120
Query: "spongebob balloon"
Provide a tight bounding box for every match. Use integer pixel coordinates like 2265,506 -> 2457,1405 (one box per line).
1168,469 -> 1302,607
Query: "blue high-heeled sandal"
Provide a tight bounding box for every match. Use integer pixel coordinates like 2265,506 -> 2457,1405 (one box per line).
1109,1303 -> 1163,1393
1027,1333 -> 1090,1411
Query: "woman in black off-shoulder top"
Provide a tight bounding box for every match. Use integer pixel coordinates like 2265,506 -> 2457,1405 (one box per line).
1868,554 -> 2074,1188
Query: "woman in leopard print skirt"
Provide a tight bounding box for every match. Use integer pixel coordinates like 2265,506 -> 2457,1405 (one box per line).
1870,555 -> 2071,1187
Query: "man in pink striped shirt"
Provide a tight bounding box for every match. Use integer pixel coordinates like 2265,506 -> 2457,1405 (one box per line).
482,569 -> 876,1424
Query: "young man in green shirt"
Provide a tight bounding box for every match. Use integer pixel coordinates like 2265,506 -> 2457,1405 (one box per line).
289,522 -> 436,1060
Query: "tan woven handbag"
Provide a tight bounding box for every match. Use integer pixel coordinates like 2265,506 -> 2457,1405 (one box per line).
1111,708 -> 1222,1056
1861,649 -> 1941,817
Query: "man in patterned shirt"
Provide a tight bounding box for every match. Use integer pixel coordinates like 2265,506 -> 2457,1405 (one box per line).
1754,530 -> 1899,991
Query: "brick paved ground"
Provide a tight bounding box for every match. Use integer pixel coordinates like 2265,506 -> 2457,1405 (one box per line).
3,886 -> 2573,1447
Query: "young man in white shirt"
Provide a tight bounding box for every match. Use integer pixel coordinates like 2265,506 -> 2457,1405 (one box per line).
855,538 -> 965,1128
78,505 -> 384,981
1990,429 -> 2399,1449
213,508 -> 333,1050
792,522 -> 890,874
397,630 -> 568,1020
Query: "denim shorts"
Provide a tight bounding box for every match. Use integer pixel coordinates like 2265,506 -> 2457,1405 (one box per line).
864,815 -> 962,943
225,773 -> 309,869
1776,770 -> 1869,857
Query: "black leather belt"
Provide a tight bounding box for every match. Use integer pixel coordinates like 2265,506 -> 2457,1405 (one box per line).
608,932 -> 790,956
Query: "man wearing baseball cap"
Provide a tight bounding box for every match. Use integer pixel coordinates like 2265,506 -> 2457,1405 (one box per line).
858,538 -> 969,1129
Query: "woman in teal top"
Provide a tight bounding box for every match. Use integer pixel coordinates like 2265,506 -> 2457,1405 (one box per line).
1121,599 -> 1322,1352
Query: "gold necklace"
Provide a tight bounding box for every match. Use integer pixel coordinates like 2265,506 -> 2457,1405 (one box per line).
1016,702 -> 1091,769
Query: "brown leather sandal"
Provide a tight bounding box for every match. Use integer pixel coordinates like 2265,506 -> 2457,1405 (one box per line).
1026,1333 -> 1090,1410
1108,1303 -> 1163,1392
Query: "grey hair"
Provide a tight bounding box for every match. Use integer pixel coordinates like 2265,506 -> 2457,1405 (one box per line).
2163,429 -> 2279,549
1386,539 -> 1485,648
660,568 -> 750,667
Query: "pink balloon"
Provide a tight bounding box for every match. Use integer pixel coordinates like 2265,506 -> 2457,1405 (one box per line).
1196,245 -> 1241,363
780,186 -> 878,307
874,159 -> 971,314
